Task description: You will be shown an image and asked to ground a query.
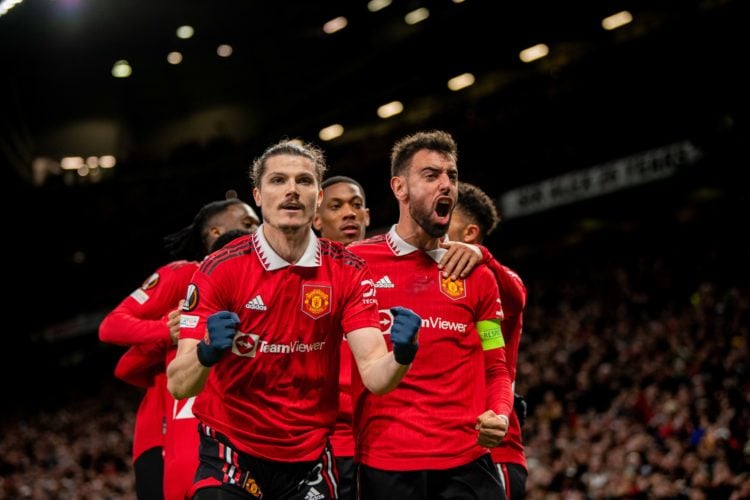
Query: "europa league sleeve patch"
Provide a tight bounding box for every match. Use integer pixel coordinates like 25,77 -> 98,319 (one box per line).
141,272 -> 160,290
301,284 -> 331,319
182,283 -> 199,312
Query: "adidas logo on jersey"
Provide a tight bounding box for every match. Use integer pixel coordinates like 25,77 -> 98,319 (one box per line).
304,487 -> 324,500
374,276 -> 394,288
245,295 -> 267,311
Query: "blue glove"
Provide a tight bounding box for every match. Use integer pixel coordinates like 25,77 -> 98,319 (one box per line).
197,311 -> 239,367
514,393 -> 528,427
390,306 -> 421,365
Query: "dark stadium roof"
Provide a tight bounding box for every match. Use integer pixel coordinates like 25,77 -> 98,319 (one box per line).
1,0 -> 746,336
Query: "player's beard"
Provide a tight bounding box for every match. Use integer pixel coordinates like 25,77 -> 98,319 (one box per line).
409,202 -> 448,238
277,218 -> 311,233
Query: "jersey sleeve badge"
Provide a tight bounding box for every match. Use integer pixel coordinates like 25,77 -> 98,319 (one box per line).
141,272 -> 160,290
182,283 -> 199,312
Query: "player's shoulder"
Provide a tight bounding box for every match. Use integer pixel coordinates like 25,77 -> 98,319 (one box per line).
482,249 -> 527,288
198,234 -> 254,275
468,261 -> 497,283
461,263 -> 502,301
347,234 -> 387,254
138,260 -> 195,290
162,259 -> 199,274
501,264 -> 526,287
319,238 -> 368,271
501,264 -> 523,283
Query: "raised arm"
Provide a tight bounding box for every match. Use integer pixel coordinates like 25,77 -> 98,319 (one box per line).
115,341 -> 169,388
167,310 -> 238,399
347,306 -> 421,395
99,264 -> 193,346
99,303 -> 172,346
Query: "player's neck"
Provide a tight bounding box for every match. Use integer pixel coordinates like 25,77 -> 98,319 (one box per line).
394,219 -> 442,251
262,224 -> 310,264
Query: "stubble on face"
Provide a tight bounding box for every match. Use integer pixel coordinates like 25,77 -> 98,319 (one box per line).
409,200 -> 449,238
403,151 -> 457,239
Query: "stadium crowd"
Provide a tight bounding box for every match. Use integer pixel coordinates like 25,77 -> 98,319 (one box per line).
1,192 -> 748,499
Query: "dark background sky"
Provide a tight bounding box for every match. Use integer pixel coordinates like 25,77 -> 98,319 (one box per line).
0,0 -> 746,367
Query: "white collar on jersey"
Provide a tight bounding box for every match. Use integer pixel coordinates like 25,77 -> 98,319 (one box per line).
385,224 -> 448,264
252,225 -> 321,271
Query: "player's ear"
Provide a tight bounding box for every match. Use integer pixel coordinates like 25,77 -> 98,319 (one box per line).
364,207 -> 371,228
465,224 -> 480,244
312,213 -> 322,231
391,176 -> 407,201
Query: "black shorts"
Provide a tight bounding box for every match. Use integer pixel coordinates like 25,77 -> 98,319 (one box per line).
191,423 -> 340,500
357,454 -> 504,500
497,462 -> 527,500
134,446 -> 164,500
335,456 -> 355,500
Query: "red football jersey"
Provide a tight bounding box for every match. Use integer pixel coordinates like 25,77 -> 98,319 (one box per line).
179,229 -> 380,461
131,378 -> 166,461
101,260 -> 198,462
348,227 -> 513,471
117,344 -> 200,499
162,347 -> 200,500
115,342 -> 168,389
481,246 -> 528,470
100,261 -> 198,345
329,340 -> 355,458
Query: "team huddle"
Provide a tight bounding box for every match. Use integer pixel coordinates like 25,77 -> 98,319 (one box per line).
99,130 -> 528,500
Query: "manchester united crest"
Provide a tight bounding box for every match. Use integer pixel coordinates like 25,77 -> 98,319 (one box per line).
440,274 -> 466,300
302,284 -> 331,319
243,476 -> 263,498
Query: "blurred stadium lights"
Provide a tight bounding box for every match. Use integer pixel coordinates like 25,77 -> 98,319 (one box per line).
323,16 -> 348,34
377,100 -> 403,119
602,11 -> 633,31
33,155 -> 117,186
0,0 -> 24,17
519,43 -> 549,63
319,123 -> 344,141
447,73 -> 475,91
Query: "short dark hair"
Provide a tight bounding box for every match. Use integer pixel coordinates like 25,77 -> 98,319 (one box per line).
250,139 -> 327,188
163,199 -> 245,261
390,130 -> 458,177
456,182 -> 500,242
321,175 -> 366,204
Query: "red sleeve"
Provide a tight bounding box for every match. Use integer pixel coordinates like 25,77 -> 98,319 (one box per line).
99,261 -> 196,346
479,246 -> 527,316
479,247 -> 527,382
484,345 -> 513,417
114,341 -> 170,387
475,265 -> 514,417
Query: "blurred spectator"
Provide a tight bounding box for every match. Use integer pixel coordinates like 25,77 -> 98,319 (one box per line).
0,382 -> 140,499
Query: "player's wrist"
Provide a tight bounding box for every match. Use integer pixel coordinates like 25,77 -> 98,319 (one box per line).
392,343 -> 417,365
196,341 -> 218,367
